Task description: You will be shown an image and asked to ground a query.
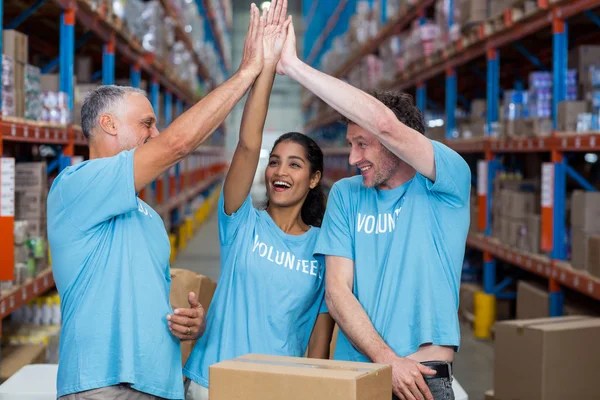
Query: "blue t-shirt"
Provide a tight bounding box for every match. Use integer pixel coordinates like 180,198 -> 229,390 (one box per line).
183,191 -> 327,387
47,150 -> 184,399
314,140 -> 471,362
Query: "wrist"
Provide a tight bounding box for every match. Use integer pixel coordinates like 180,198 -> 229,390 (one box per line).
282,56 -> 303,78
236,67 -> 260,82
373,348 -> 397,365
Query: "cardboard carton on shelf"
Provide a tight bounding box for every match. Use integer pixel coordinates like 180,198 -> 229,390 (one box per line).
516,281 -> 548,320
470,99 -> 487,120
587,235 -> 600,279
557,101 -> 589,132
570,190 -> 600,233
571,229 -> 592,271
169,269 -> 217,367
569,45 -> 600,86
209,354 -> 392,400
526,214 -> 540,254
3,30 -> 28,64
494,316 -> 600,400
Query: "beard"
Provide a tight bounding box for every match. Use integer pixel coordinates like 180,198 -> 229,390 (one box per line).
364,146 -> 402,188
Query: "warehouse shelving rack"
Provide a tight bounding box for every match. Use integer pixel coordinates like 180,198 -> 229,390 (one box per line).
306,0 -> 600,318
0,0 -> 230,337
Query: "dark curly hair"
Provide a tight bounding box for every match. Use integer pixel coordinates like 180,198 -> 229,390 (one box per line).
339,90 -> 426,135
266,132 -> 326,227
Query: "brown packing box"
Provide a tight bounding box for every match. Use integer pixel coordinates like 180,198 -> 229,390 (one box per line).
329,324 -> 339,360
494,316 -> 600,400
526,215 -> 541,254
506,218 -> 525,248
571,229 -> 590,270
504,119 -> 525,137
471,99 -> 487,120
509,191 -> 536,219
76,56 -> 93,83
169,269 -> 217,367
499,217 -> 510,245
0,344 -> 46,382
524,118 -> 553,137
516,281 -> 549,320
3,30 -> 28,64
40,74 -> 59,92
209,354 -> 392,400
569,45 -> 600,86
469,119 -> 486,138
15,162 -> 47,190
587,235 -> 600,278
570,190 -> 600,233
499,190 -> 513,217
426,126 -> 445,142
557,101 -> 589,132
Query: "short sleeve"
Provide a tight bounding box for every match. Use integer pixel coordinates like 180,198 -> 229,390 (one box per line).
424,140 -> 471,207
313,182 -> 354,263
58,149 -> 138,231
217,186 -> 255,246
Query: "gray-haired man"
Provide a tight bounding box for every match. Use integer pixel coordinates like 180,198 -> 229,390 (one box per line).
47,5 -> 266,399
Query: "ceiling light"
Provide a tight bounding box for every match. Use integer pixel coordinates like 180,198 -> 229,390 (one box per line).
584,153 -> 598,163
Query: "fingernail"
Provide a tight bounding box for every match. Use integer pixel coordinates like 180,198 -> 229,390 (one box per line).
174,309 -> 180,314
166,315 -> 171,320
168,322 -> 172,327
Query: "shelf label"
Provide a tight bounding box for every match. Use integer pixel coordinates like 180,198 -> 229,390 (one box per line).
9,296 -> 14,308
477,161 -> 487,196
43,275 -> 48,287
33,282 -> 38,294
23,125 -> 28,137
35,127 -> 39,138
591,136 -> 596,147
11,124 -> 16,136
575,137 -> 581,148
21,288 -> 26,300
0,302 -> 5,314
0,158 -> 16,217
541,163 -> 554,207
45,128 -> 49,138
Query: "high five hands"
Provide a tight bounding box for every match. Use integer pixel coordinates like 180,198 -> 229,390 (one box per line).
239,0 -> 297,78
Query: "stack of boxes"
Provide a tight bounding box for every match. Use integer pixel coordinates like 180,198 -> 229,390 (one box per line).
14,162 -> 48,242
3,30 -> 28,119
492,175 -> 541,254
461,99 -> 487,139
2,55 -> 15,117
570,190 -> 600,278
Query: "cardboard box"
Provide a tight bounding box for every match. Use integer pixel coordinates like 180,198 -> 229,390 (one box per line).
40,74 -> 59,92
3,30 -> 28,64
0,344 -> 46,382
526,215 -> 541,253
557,101 -> 589,132
571,229 -> 589,270
516,281 -> 549,320
509,191 -> 536,219
169,269 -> 217,367
209,354 -> 392,400
588,235 -> 600,279
569,45 -> 600,86
329,324 -> 339,360
571,190 -> 600,233
504,119 -> 526,137
76,56 -> 92,83
471,99 -> 487,120
494,316 -> 600,400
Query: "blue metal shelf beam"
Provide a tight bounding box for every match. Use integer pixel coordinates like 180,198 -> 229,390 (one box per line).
42,31 -> 93,74
417,82 -> 426,112
59,10 -> 75,112
102,40 -> 115,85
486,49 -> 499,136
445,69 -> 456,139
130,65 -> 141,88
513,41 -> 547,70
7,0 -> 47,29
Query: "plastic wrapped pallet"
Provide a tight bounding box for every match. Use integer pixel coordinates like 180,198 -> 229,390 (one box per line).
2,55 -> 15,117
25,64 -> 41,121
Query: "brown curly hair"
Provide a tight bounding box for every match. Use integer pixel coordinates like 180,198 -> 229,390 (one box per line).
339,90 -> 426,135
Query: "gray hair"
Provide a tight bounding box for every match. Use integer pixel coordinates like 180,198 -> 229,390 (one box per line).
81,85 -> 146,139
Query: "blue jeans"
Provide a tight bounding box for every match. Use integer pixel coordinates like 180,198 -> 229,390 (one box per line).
393,361 -> 454,400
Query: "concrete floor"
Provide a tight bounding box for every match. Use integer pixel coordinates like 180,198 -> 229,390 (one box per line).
173,210 -> 495,400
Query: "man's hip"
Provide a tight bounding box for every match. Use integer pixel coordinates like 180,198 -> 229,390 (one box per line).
392,361 -> 454,400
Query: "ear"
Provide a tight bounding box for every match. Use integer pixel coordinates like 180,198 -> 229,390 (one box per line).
309,171 -> 322,189
98,114 -> 118,137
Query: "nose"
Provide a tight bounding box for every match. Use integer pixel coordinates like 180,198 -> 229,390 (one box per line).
349,147 -> 361,166
151,126 -> 160,138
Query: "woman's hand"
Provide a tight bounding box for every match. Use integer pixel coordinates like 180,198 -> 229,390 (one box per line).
262,0 -> 292,68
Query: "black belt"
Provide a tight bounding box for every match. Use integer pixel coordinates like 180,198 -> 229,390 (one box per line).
421,361 -> 452,380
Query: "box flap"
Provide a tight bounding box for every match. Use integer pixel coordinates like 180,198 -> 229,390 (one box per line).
533,318 -> 600,331
497,315 -> 589,329
212,354 -> 388,380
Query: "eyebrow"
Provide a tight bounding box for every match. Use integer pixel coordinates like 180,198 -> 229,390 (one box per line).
270,154 -> 306,163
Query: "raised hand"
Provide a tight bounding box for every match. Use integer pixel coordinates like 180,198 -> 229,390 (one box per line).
239,3 -> 265,78
276,19 -> 298,76
167,292 -> 206,341
262,0 -> 292,67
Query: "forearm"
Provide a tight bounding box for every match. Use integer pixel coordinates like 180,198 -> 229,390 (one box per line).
307,313 -> 335,359
286,61 -> 389,137
326,287 -> 396,364
238,64 -> 276,150
165,70 -> 257,156
223,65 -> 276,213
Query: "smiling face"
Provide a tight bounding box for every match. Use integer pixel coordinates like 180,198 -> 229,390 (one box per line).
346,123 -> 401,189
264,140 -> 320,208
111,92 -> 160,150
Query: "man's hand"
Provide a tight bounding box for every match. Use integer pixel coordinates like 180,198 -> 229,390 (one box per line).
276,19 -> 299,75
167,292 -> 206,341
239,3 -> 265,78
384,355 -> 436,400
262,0 -> 291,67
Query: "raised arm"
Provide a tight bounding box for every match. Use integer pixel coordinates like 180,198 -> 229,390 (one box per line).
223,0 -> 291,214
132,4 -> 264,193
276,23 -> 436,182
